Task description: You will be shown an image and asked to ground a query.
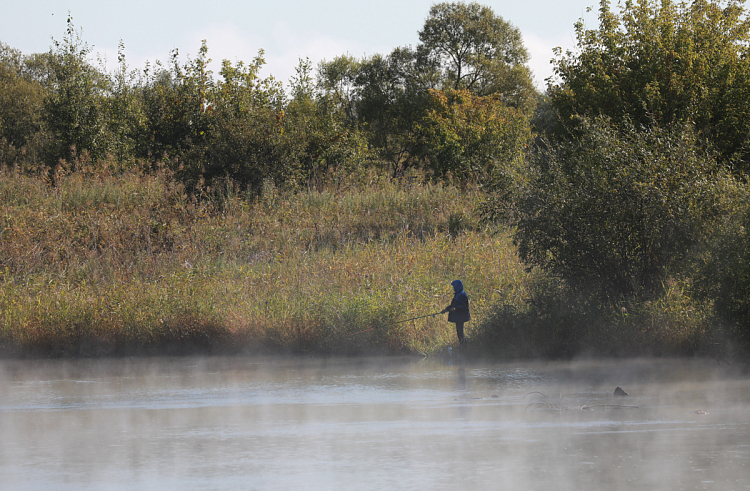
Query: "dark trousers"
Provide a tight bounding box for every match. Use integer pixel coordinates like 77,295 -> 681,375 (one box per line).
455,322 -> 466,346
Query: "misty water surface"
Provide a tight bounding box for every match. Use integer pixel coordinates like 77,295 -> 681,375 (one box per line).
1,355 -> 748,490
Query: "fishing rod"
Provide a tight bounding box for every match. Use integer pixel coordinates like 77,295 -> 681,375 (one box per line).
393,312 -> 444,324
349,312 -> 444,336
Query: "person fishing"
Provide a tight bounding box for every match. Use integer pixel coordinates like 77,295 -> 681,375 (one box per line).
441,279 -> 470,347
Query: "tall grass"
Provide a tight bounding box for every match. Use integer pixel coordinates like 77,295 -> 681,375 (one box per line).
0,165 -> 530,357
0,164 -> 727,359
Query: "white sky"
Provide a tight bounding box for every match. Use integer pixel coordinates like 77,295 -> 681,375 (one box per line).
1,0 -> 601,91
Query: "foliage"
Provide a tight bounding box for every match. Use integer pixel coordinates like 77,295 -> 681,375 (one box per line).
284,98 -> 374,184
134,44 -> 370,193
419,1 -> 536,113
548,0 -> 750,171
101,42 -> 147,164
416,88 -> 531,180
0,3 -> 536,190
317,1 -> 537,174
472,274 -> 718,359
0,43 -> 46,164
315,54 -> 362,127
283,58 -> 375,184
318,50 -> 438,174
692,182 -> 750,344
514,116 -> 735,303
196,50 -> 291,192
1,22 -> 146,171
137,42 -> 215,168
43,16 -> 110,165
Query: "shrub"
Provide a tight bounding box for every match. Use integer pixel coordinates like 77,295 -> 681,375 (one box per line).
514,116 -> 735,304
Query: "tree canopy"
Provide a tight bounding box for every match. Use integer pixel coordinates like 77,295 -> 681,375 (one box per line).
317,1 -> 536,177
419,1 -> 536,112
548,0 -> 750,171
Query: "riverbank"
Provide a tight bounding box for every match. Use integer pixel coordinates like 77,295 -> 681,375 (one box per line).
0,166 -> 530,358
0,166 -> 739,360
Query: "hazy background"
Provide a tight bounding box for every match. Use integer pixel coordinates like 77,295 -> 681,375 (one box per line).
2,0 -> 600,90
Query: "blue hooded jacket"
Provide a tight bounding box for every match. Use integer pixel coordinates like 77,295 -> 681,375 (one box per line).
447,280 -> 470,323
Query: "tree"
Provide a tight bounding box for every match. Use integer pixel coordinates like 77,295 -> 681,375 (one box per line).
138,42 -> 215,165
355,49 -> 439,173
548,0 -> 750,171
101,42 -> 147,164
149,45 -> 293,192
44,16 -> 109,165
416,88 -> 530,180
0,43 -> 46,164
318,49 -> 439,174
515,116 -> 734,303
419,1 -> 536,114
316,54 -> 362,127
285,58 -> 374,183
317,2 -> 536,176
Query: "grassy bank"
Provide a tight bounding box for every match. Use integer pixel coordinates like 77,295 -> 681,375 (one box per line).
0,165 -> 530,357
0,164 -> 735,359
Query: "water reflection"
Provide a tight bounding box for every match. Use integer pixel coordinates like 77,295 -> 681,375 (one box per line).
0,356 -> 748,490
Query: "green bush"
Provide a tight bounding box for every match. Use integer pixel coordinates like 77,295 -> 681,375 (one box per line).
514,116 -> 735,304
43,17 -> 110,165
692,183 -> 750,345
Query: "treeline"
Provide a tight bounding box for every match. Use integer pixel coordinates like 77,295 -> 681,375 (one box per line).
3,0 -> 750,358
0,3 -> 534,194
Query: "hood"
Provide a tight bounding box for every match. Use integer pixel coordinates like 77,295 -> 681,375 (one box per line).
451,279 -> 464,294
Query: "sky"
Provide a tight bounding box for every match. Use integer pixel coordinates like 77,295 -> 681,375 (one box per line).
1,0 -> 601,91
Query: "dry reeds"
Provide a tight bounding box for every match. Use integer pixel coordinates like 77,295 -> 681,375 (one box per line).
0,165 -> 530,357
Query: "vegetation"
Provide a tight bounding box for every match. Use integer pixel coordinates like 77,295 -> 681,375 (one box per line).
479,0 -> 750,361
547,0 -> 750,171
475,116 -> 747,360
317,1 -> 535,177
515,117 -> 736,302
0,166 -> 526,357
1,0 -> 750,360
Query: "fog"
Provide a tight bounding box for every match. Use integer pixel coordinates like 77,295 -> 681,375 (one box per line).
1,356 -> 748,490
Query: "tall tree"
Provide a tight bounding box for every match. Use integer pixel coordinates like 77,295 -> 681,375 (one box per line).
318,2 -> 536,175
419,1 -> 536,114
318,48 -> 439,174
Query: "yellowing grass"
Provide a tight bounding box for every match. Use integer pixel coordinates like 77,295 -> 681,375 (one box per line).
0,166 -> 530,357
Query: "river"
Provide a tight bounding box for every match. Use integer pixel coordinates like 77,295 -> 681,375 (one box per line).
0,355 -> 748,490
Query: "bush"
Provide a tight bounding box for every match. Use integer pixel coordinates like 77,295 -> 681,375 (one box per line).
416,88 -> 531,181
693,183 -> 750,345
0,43 -> 46,165
514,116 -> 735,304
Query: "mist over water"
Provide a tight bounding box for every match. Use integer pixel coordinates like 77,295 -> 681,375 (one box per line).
1,355 -> 749,490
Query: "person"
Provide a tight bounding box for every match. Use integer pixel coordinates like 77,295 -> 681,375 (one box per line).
441,279 -> 470,347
